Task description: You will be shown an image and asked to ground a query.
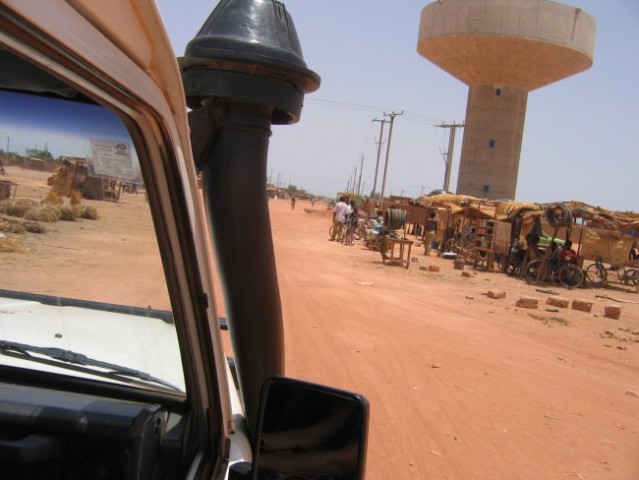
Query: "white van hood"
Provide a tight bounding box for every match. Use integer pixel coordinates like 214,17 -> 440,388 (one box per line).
0,296 -> 185,392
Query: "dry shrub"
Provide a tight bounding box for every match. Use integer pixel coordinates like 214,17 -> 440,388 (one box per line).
0,236 -> 26,253
23,221 -> 45,234
0,198 -> 37,217
79,205 -> 98,220
25,204 -> 61,223
70,189 -> 83,205
0,217 -> 26,234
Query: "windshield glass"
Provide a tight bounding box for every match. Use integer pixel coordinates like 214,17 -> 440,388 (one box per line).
0,89 -> 185,393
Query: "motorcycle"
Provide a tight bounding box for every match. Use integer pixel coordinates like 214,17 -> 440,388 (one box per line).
503,238 -> 526,276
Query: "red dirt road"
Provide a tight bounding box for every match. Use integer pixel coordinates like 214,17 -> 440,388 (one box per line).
2,167 -> 637,479
268,198 -> 638,480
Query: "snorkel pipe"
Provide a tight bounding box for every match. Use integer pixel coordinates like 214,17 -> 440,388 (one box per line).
179,0 -> 319,435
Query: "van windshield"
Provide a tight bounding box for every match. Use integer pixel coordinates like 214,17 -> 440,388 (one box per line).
0,89 -> 185,394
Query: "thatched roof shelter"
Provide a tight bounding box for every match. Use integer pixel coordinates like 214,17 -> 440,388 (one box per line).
415,194 -> 638,235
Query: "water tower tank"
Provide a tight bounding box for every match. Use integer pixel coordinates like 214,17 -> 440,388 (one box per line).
417,0 -> 596,200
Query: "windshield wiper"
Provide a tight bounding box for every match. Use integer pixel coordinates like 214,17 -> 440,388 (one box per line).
0,340 -> 182,392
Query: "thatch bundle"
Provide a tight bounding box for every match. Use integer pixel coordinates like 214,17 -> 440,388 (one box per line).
43,191 -> 63,205
78,205 -> 98,220
0,235 -> 25,253
25,204 -> 62,223
0,199 -> 38,217
495,201 -> 541,219
0,196 -> 98,224
60,204 -> 78,221
0,217 -> 26,234
22,221 -> 46,234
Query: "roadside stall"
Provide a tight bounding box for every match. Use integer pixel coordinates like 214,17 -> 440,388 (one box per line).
579,227 -> 638,291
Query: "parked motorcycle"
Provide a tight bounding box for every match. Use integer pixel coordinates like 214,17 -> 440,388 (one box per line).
503,238 -> 526,276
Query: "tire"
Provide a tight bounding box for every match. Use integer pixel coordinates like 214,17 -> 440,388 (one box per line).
545,203 -> 572,228
353,224 -> 365,241
384,208 -> 406,230
505,255 -> 521,276
343,228 -> 354,245
557,264 -> 584,288
585,263 -> 607,287
524,259 -> 548,284
622,269 -> 638,287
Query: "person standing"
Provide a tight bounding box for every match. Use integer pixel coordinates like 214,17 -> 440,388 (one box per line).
344,206 -> 359,246
423,212 -> 438,255
330,196 -> 349,241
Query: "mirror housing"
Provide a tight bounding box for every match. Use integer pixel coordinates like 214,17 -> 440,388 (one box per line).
247,376 -> 369,480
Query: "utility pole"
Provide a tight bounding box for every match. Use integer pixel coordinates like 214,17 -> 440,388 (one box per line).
437,122 -> 464,192
371,118 -> 388,199
378,111 -> 403,208
357,154 -> 363,196
352,164 -> 358,194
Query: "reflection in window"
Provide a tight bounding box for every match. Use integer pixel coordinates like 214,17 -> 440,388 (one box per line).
0,91 -> 167,309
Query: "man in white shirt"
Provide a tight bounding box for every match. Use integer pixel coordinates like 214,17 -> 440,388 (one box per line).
330,196 -> 349,241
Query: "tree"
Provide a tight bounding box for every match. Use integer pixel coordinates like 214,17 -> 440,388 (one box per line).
25,148 -> 54,161
287,184 -> 307,196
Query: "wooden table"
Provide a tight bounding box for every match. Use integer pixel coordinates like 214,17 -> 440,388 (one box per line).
382,237 -> 414,269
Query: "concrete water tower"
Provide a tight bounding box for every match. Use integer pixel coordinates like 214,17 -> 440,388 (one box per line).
417,0 -> 596,200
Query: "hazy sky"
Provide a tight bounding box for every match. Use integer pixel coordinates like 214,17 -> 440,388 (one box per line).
0,91 -> 134,161
156,0 -> 639,212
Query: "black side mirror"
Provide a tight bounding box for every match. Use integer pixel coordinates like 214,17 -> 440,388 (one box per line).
251,376 -> 369,480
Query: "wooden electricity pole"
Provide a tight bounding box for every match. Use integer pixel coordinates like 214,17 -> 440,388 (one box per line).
378,111 -> 403,207
437,122 -> 464,192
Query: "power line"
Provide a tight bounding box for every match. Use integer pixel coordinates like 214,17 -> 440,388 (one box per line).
306,98 -> 448,125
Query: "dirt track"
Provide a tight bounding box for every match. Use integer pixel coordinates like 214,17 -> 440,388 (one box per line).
268,198 -> 639,480
1,168 -> 638,479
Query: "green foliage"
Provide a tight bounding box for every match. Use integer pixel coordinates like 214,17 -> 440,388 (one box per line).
287,184 -> 307,196
25,148 -> 54,161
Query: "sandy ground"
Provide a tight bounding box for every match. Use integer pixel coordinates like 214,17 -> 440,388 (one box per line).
270,199 -> 639,480
1,167 -> 638,479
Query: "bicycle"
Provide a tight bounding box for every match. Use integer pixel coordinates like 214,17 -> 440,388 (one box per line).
584,255 -> 607,287
343,220 -> 357,246
353,219 -> 367,241
444,226 -> 478,264
586,255 -> 638,289
524,257 -> 584,288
